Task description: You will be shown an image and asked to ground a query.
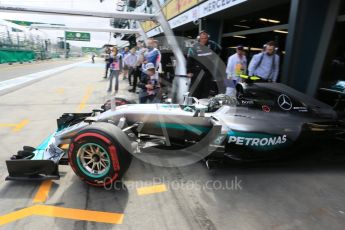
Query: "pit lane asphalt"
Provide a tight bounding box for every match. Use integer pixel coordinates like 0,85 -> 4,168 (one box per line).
1,58 -> 345,230
0,58 -> 85,82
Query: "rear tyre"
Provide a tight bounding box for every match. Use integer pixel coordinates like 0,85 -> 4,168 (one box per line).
68,123 -> 132,187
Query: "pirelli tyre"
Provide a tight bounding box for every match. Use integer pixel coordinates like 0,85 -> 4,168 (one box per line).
68,122 -> 132,187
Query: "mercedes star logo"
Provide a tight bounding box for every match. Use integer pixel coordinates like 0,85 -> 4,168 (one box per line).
277,94 -> 293,110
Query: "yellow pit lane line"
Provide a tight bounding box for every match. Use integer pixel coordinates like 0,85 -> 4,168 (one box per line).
137,184 -> 168,196
54,87 -> 65,94
0,205 -> 124,226
32,180 -> 53,203
76,86 -> 94,112
0,119 -> 29,132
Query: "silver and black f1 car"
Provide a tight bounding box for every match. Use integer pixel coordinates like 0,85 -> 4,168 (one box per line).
5,82 -> 345,186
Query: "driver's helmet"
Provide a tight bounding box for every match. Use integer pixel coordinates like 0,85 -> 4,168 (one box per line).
207,94 -> 238,112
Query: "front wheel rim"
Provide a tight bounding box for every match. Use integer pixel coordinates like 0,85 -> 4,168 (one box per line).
76,143 -> 111,179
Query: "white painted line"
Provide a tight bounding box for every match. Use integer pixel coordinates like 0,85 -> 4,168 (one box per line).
0,60 -> 87,95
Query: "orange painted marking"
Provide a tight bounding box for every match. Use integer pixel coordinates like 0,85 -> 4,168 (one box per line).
0,119 -> 29,132
35,205 -> 124,224
0,205 -> 124,226
33,180 -> 53,203
12,119 -> 29,132
0,206 -> 34,226
60,144 -> 69,149
137,184 -> 167,196
76,86 -> 94,112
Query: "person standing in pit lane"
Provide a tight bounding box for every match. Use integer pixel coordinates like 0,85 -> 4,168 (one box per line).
128,41 -> 146,93
107,48 -> 123,94
248,41 -> 280,82
143,39 -> 160,73
138,39 -> 161,97
225,45 -> 247,96
104,47 -> 114,79
186,30 -> 222,99
121,47 -> 130,80
91,53 -> 96,63
124,48 -> 138,87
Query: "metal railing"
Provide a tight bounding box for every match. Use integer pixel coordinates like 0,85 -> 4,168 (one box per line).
0,25 -> 53,61
0,26 -> 46,52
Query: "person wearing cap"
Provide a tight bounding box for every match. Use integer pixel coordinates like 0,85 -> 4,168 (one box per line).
138,63 -> 160,103
225,45 -> 247,96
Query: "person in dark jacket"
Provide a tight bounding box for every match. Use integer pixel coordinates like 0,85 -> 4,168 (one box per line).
104,48 -> 114,79
138,63 -> 160,103
186,31 -> 221,99
91,53 -> 96,63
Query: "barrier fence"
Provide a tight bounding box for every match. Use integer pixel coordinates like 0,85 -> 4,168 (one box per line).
0,26 -> 49,64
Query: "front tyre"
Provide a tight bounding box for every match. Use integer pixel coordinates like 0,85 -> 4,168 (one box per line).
68,123 -> 132,187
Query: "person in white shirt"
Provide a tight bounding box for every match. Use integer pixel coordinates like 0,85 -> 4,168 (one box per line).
124,48 -> 138,87
225,45 -> 247,96
129,41 -> 146,92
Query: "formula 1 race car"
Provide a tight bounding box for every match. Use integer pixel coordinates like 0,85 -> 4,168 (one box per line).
5,81 -> 345,187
